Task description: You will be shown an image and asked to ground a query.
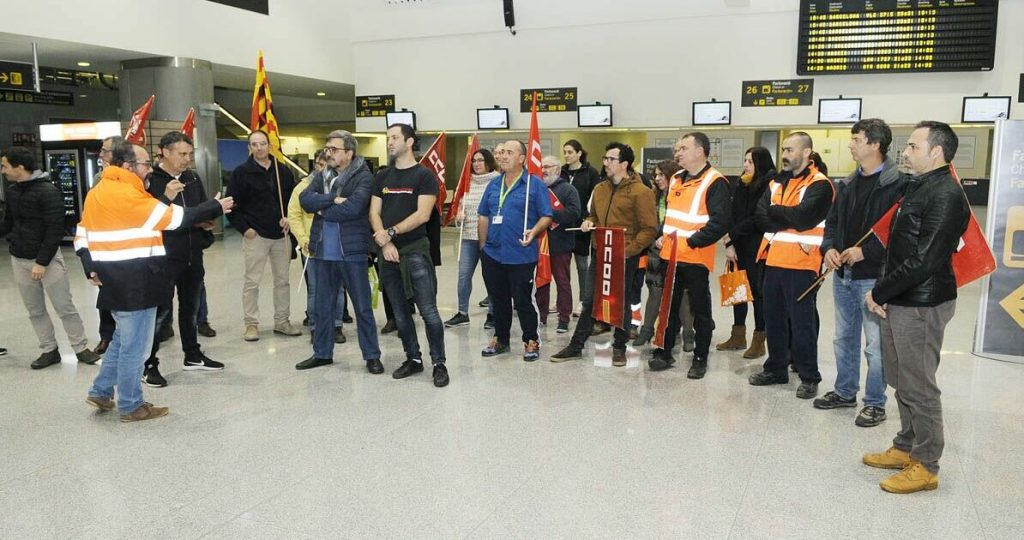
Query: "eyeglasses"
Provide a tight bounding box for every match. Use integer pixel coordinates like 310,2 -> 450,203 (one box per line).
323,146 -> 348,154
471,158 -> 486,163
249,141 -> 269,148
602,156 -> 621,162
99,148 -> 112,154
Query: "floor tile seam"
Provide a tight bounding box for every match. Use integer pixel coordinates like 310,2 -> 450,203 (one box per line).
725,393 -> 781,539
196,512 -> 300,540
950,444 -> 990,536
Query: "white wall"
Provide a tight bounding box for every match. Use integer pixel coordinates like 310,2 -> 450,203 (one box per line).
352,0 -> 1023,132
0,0 -> 354,83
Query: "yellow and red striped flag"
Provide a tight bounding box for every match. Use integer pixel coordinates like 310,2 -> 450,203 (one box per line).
250,50 -> 284,159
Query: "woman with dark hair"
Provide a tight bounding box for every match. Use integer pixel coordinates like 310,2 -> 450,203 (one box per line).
633,159 -> 694,347
560,139 -> 601,317
444,148 -> 501,328
717,146 -> 775,358
810,151 -> 829,177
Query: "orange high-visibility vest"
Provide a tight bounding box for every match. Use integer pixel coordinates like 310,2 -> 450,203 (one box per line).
756,166 -> 834,272
659,165 -> 726,272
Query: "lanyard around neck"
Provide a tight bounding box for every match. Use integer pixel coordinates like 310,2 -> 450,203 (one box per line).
498,171 -> 523,212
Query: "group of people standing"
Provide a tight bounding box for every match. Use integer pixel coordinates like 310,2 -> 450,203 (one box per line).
1,116 -> 969,494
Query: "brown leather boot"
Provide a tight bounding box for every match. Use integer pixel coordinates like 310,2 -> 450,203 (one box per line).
743,330 -> 766,359
716,325 -> 746,351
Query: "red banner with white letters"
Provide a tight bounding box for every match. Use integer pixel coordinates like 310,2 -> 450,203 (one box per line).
654,232 -> 680,348
593,227 -> 626,329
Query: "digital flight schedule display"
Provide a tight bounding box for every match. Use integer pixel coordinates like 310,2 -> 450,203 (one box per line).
797,0 -> 999,75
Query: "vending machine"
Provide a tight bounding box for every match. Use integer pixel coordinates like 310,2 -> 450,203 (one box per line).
39,122 -> 119,240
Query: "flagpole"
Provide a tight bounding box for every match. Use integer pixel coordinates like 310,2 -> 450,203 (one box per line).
796,229 -> 874,302
524,167 -> 531,239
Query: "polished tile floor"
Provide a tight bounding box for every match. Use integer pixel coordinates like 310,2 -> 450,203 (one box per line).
1,223 -> 1022,539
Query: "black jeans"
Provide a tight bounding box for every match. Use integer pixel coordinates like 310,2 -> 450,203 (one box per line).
480,250 -> 538,345
662,263 -> 714,357
570,252 -> 640,351
146,258 -> 204,369
379,251 -> 445,365
762,266 -> 821,383
732,243 -> 765,331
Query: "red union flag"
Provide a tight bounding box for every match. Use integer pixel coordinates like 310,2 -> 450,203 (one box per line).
527,92 -> 543,178
418,132 -> 448,215
536,232 -> 552,288
180,107 -> 196,139
593,227 -> 627,329
654,232 -> 680,349
444,133 -> 478,226
124,94 -> 154,145
871,164 -> 995,287
547,189 -> 563,229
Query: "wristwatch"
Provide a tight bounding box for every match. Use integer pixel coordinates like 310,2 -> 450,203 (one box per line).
387,227 -> 397,238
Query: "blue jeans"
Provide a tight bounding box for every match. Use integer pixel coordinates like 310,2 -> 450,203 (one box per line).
832,273 -> 886,407
312,258 -> 380,361
456,240 -> 492,316
305,257 -> 346,330
88,308 -> 156,414
380,251 -> 446,364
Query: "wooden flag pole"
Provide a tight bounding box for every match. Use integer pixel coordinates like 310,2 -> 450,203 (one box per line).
797,229 -> 875,302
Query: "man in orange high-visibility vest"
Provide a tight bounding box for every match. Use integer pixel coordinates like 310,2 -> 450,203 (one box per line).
648,132 -> 732,379
749,132 -> 834,400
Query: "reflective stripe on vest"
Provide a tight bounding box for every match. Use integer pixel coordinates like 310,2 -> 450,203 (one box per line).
757,168 -> 832,272
659,166 -> 723,271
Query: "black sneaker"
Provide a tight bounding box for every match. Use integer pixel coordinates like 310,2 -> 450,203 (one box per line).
432,364 -> 449,387
197,322 -> 217,337
796,382 -> 819,399
648,349 -> 676,371
444,313 -> 470,328
483,314 -> 495,330
30,349 -> 61,370
0,347 -> 7,355
366,358 -> 384,374
556,321 -> 569,334
334,327 -> 347,344
392,359 -> 424,379
142,366 -> 168,387
381,320 -> 398,334
813,391 -> 857,410
550,344 -> 583,362
748,371 -> 789,386
302,316 -> 310,327
478,297 -> 490,308
687,356 -> 708,379
855,406 -> 887,427
183,353 -> 225,371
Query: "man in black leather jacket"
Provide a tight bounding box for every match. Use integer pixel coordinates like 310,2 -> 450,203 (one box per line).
863,121 -> 970,495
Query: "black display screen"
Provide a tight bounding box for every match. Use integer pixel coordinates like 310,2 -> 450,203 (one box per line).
797,0 -> 998,75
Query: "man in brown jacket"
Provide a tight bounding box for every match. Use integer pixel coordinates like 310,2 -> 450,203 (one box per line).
552,143 -> 658,366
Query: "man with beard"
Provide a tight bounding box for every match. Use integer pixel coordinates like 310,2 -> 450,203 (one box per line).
370,123 -> 448,387
749,132 -> 834,399
535,155 -> 581,333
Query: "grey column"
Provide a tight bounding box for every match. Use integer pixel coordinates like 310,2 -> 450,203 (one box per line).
119,57 -> 220,228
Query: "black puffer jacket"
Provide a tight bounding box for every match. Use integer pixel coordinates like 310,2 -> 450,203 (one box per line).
0,171 -> 64,265
561,161 -> 600,256
821,157 -> 907,280
871,165 -> 969,307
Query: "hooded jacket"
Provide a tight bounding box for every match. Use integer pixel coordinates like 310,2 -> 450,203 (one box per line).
74,165 -> 223,311
300,156 -> 374,258
821,157 -> 907,280
0,170 -> 64,265
586,171 -> 659,257
561,161 -> 601,256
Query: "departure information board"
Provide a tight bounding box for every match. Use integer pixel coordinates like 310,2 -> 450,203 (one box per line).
797,0 -> 999,75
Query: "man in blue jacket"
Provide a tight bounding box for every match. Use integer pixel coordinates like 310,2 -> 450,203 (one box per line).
297,130 -> 382,374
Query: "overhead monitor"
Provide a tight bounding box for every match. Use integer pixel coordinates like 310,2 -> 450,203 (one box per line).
692,101 -> 731,126
961,96 -> 1011,123
577,104 -> 613,127
477,108 -> 510,130
386,111 -> 416,130
818,98 -> 862,124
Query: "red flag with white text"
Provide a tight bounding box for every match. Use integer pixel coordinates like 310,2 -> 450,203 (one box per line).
418,133 -> 448,216
870,164 -> 994,288
527,92 -> 543,179
181,107 -> 196,139
444,134 -> 478,226
124,95 -> 154,145
653,232 -> 680,349
593,227 -> 627,329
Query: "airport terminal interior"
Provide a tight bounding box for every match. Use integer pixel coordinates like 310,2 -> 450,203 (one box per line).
1,0 -> 1023,538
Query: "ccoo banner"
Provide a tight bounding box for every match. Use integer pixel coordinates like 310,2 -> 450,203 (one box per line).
974,119 -> 1024,362
593,227 -> 626,329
